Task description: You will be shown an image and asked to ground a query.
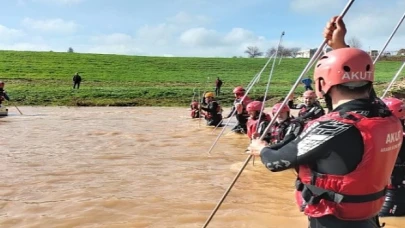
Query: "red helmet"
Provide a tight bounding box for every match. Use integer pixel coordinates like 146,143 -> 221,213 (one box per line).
190,101 -> 199,108
233,86 -> 245,95
314,48 -> 374,98
382,98 -> 405,119
303,90 -> 316,98
0,81 -> 4,86
246,101 -> 263,112
272,103 -> 290,114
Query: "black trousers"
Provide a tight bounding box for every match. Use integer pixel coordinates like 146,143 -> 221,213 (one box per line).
308,215 -> 383,228
215,87 -> 221,96
73,82 -> 81,89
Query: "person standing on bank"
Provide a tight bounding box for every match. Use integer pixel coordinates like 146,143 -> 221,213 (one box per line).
248,16 -> 403,228
215,77 -> 223,96
73,72 -> 82,89
302,77 -> 313,91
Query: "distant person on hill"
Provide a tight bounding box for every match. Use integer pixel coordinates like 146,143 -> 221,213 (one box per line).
301,77 -> 313,91
0,81 -> 10,106
72,72 -> 82,89
215,77 -> 223,96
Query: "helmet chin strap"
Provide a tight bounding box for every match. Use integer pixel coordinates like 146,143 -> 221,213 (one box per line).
252,112 -> 260,120
324,93 -> 333,113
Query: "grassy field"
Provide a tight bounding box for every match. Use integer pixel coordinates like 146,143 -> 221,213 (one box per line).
0,50 -> 404,107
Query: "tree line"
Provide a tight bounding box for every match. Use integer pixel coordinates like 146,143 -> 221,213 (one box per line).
244,36 -> 363,58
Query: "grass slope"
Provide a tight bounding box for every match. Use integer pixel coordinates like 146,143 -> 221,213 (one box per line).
0,50 -> 403,106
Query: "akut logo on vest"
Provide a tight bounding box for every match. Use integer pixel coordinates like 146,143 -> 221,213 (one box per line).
386,130 -> 402,144
341,71 -> 372,81
381,130 -> 402,152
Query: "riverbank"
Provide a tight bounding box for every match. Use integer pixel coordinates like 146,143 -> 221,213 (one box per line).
1,50 -> 403,106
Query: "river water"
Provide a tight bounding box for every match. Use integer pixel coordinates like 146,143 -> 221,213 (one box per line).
0,106 -> 404,228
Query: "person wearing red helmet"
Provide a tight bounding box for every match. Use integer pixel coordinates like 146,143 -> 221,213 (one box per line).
297,90 -> 325,123
248,16 -> 402,228
224,86 -> 252,134
265,103 -> 303,150
199,92 -> 223,126
190,100 -> 201,118
0,81 -> 10,106
380,97 -> 405,217
246,101 -> 271,140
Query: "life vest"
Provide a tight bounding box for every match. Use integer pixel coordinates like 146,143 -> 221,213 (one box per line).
269,119 -> 291,143
247,113 -> 271,139
295,112 -> 403,220
298,104 -> 320,117
205,101 -> 222,120
190,109 -> 200,118
389,134 -> 405,189
298,105 -> 308,117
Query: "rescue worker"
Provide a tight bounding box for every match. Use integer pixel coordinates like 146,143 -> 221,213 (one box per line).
247,16 -> 403,228
246,101 -> 271,140
267,103 -> 303,149
200,92 -> 222,126
190,100 -> 200,118
380,97 -> 405,217
0,81 -> 10,106
224,86 -> 252,134
297,90 -> 325,123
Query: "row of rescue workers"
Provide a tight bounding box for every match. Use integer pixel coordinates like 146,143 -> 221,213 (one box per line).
190,85 -> 405,218
191,86 -> 324,142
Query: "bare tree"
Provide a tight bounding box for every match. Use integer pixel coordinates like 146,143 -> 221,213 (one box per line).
279,45 -> 292,57
266,45 -> 301,58
244,46 -> 263,58
289,47 -> 301,58
347,36 -> 362,49
266,45 -> 286,57
68,47 -> 74,53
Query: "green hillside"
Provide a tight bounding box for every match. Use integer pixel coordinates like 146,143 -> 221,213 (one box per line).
0,50 -> 403,106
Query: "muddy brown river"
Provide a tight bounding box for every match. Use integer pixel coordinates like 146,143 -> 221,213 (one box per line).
0,106 -> 404,228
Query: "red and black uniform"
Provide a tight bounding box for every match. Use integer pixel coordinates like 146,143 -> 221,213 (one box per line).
190,101 -> 200,118
379,120 -> 405,217
200,101 -> 222,126
298,102 -> 325,123
267,118 -> 303,150
0,88 -> 9,105
259,99 -> 402,228
226,97 -> 252,134
247,113 -> 271,140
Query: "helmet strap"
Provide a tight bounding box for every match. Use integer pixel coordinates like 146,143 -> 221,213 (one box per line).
252,112 -> 260,120
324,93 -> 333,113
